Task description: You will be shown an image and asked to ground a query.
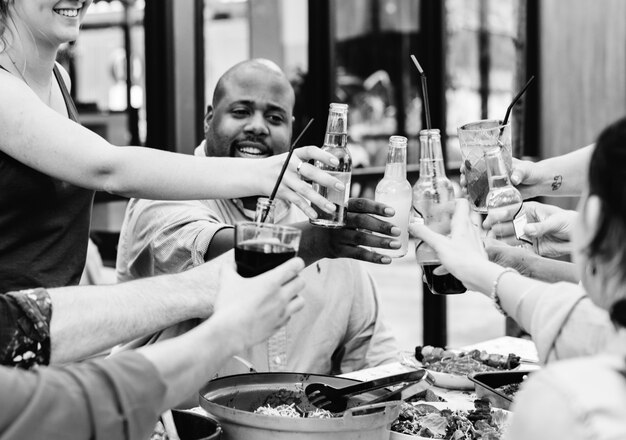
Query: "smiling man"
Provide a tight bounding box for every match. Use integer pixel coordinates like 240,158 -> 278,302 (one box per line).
115,59 -> 399,382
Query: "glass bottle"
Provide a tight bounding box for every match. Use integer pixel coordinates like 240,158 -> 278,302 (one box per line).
310,103 -> 352,228
485,147 -> 529,244
254,197 -> 276,224
375,135 -> 412,258
413,128 -> 467,294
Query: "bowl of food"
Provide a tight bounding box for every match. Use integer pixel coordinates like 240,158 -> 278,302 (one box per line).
199,372 -> 403,440
468,370 -> 532,410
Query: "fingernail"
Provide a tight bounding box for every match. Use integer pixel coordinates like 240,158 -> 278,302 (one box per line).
307,209 -> 318,219
334,182 -> 346,191
384,207 -> 395,216
381,256 -> 392,264
325,203 -> 336,211
330,157 -> 339,166
389,240 -> 401,249
390,226 -> 401,236
511,173 -> 520,185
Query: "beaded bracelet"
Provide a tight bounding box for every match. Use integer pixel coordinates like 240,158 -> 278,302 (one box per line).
491,268 -> 519,316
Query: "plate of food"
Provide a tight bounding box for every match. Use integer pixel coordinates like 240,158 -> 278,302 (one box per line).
401,346 -> 522,390
390,398 -> 509,439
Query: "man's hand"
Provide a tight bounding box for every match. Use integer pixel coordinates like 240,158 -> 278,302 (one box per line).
214,259 -> 306,349
296,198 -> 402,265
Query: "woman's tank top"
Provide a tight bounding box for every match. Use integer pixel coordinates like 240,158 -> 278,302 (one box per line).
0,64 -> 95,291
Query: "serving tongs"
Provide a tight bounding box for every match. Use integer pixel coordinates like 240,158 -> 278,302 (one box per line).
305,369 -> 434,413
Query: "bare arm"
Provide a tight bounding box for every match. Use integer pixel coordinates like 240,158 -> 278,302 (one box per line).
486,241 -> 579,283
0,71 -> 339,218
49,252 -> 231,363
510,145 -> 594,199
207,198 -> 402,266
139,259 -> 306,409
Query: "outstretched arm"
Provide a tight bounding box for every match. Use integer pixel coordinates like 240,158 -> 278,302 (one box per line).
0,70 -> 339,219
510,145 -> 594,199
1,259 -> 306,439
49,252 -> 230,363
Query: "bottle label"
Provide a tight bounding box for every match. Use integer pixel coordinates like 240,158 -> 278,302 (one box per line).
513,213 -> 533,244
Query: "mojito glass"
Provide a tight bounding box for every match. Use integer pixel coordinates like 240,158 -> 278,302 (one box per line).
458,119 -> 512,213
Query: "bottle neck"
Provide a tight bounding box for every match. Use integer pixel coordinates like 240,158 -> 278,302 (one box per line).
384,143 -> 407,179
324,104 -> 348,148
419,130 -> 446,178
485,148 -> 512,189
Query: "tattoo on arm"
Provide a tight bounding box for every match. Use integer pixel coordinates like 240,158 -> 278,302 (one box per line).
551,175 -> 563,191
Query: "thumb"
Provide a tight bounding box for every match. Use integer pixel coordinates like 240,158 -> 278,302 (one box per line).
510,160 -> 528,186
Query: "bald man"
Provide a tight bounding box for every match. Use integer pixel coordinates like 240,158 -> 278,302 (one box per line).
116,59 -> 399,379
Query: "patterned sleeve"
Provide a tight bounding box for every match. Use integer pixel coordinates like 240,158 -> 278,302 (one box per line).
0,288 -> 52,368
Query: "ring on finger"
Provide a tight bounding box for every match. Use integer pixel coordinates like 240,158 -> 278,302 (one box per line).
296,160 -> 305,176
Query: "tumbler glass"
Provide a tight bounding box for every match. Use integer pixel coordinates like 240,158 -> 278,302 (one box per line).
234,222 -> 301,277
458,119 -> 512,213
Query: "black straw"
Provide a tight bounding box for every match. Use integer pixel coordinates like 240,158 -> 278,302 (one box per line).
502,75 -> 536,127
411,55 -> 431,130
260,118 -> 314,223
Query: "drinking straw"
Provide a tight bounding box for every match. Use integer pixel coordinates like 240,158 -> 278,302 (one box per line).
259,118 -> 315,223
410,55 -> 431,130
500,75 -> 536,136
411,55 -> 440,201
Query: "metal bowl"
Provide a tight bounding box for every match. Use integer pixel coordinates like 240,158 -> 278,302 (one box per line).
199,372 -> 402,440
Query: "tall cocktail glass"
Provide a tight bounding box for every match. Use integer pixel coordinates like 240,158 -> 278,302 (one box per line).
234,222 -> 301,277
458,119 -> 512,213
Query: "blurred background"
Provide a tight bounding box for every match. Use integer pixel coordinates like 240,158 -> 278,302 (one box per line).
74,0 -> 626,349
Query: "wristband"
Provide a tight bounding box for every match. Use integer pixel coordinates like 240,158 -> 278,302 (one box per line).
491,268 -> 519,316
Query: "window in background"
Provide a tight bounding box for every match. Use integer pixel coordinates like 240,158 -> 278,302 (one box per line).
71,0 -> 146,146
334,0 -> 421,170
445,0 -> 520,168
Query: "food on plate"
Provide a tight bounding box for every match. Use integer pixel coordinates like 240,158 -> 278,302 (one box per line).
391,399 -> 508,439
415,345 -> 521,375
406,389 -> 447,403
495,383 -> 521,399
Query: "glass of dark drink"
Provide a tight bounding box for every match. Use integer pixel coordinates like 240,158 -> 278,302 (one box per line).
234,222 -> 302,277
421,264 -> 467,295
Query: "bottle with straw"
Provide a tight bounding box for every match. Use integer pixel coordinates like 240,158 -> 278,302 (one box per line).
411,55 -> 466,295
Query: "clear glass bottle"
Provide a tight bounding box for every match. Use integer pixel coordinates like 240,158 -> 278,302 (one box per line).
310,103 -> 352,228
375,135 -> 412,258
412,128 -> 466,294
254,197 -> 276,224
485,147 -> 526,242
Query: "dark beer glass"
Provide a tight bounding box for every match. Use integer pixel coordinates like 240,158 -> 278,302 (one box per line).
234,222 -> 301,277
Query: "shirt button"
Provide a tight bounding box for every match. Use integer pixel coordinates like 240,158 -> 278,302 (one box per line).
274,356 -> 282,365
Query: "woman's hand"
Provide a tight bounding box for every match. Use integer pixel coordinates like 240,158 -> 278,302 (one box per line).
484,201 -> 575,257
409,198 -> 489,290
213,258 -> 306,350
262,146 -> 344,219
